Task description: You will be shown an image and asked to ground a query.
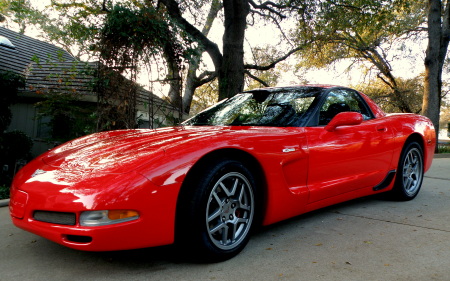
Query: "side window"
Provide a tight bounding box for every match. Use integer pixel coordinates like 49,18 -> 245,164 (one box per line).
318,90 -> 373,125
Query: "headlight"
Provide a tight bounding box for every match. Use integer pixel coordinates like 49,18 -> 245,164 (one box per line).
80,210 -> 139,227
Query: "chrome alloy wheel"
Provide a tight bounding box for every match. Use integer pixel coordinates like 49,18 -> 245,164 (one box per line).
206,172 -> 255,250
401,147 -> 423,197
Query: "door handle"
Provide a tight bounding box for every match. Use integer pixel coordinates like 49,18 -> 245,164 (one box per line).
376,126 -> 387,132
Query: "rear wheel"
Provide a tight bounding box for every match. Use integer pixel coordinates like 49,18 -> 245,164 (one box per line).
390,141 -> 424,201
177,158 -> 257,262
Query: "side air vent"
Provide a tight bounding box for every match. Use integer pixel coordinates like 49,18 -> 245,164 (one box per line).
373,170 -> 396,191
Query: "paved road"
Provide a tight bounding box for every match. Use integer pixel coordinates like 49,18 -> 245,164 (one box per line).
1,158 -> 450,281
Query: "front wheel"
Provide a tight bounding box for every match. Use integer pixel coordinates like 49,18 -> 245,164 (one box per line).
390,141 -> 424,201
177,159 -> 257,262
206,171 -> 254,251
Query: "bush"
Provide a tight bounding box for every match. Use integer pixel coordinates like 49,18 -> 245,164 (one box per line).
0,185 -> 9,200
1,130 -> 33,158
0,71 -> 25,132
438,144 -> 450,154
0,130 -> 33,188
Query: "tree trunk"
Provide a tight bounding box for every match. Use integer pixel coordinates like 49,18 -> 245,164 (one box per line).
183,70 -> 198,114
218,0 -> 250,101
423,0 -> 449,148
183,0 -> 221,114
159,0 -> 223,70
161,0 -> 298,108
163,40 -> 182,108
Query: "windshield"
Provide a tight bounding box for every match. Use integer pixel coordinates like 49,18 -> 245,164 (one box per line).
183,87 -> 323,127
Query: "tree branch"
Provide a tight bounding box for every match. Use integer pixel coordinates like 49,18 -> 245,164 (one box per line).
196,71 -> 217,87
102,0 -> 110,12
377,73 -> 395,90
156,0 -> 223,70
245,70 -> 270,87
244,44 -> 307,70
248,0 -> 286,19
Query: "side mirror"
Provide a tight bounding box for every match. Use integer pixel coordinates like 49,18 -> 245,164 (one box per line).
325,112 -> 363,132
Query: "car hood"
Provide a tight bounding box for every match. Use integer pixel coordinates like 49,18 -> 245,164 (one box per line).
40,126 -> 224,174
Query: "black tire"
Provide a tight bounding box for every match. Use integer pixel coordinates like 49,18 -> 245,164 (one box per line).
176,158 -> 257,262
389,141 -> 424,201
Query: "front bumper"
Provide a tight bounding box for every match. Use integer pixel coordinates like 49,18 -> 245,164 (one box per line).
9,176 -> 181,252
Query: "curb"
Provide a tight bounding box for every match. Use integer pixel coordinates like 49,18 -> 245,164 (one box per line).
0,199 -> 9,208
434,153 -> 450,158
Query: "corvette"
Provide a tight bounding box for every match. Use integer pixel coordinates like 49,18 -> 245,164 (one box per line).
9,85 -> 435,261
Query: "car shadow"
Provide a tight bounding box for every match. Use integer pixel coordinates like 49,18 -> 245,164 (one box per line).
94,194 -> 386,265
254,193 -> 387,236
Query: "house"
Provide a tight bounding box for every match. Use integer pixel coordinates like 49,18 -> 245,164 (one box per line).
0,27 -> 182,157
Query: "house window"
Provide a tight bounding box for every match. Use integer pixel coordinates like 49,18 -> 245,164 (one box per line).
0,35 -> 16,50
36,116 -> 52,139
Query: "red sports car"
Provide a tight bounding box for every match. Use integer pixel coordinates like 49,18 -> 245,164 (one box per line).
9,85 -> 435,261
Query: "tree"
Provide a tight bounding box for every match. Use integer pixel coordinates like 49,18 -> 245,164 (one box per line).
182,0 -> 221,114
4,0 -> 309,116
423,0 -> 450,145
159,0 -> 305,102
245,46 -> 291,90
189,80 -> 219,115
354,76 -> 424,114
1,0 -> 103,60
293,0 -> 425,113
0,0 -> 8,22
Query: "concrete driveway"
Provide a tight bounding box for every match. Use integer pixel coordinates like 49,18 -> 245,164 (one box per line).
1,157 -> 449,281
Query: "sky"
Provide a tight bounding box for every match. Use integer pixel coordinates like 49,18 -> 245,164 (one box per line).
203,7 -> 427,88
10,0 -> 428,89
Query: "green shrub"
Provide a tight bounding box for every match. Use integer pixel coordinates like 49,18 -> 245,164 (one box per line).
0,185 -> 9,200
438,144 -> 450,154
0,131 -> 33,187
0,71 -> 25,132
